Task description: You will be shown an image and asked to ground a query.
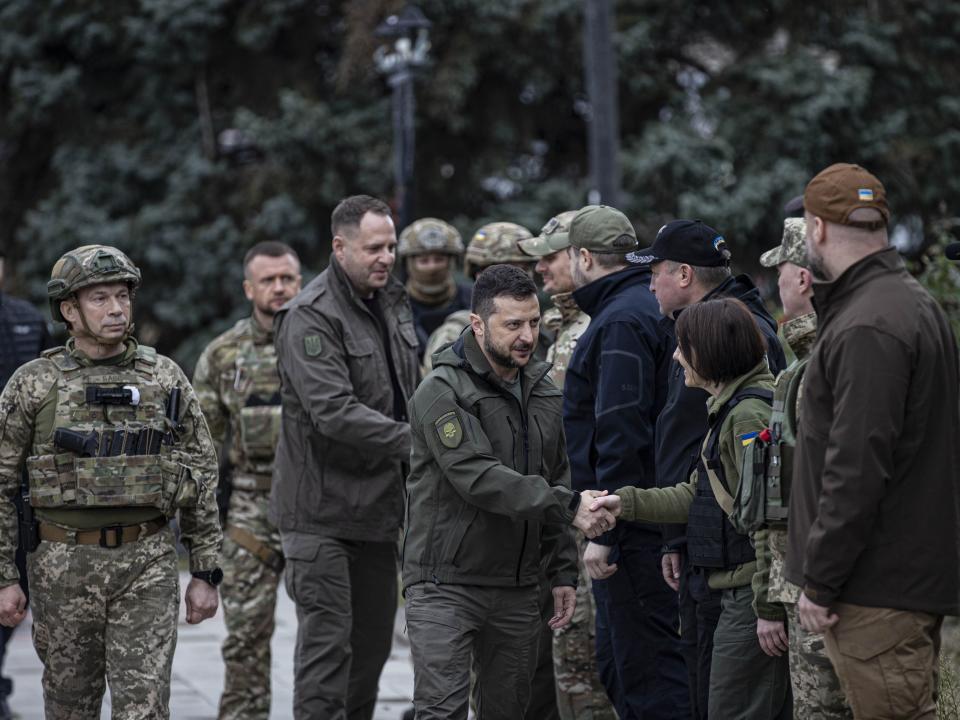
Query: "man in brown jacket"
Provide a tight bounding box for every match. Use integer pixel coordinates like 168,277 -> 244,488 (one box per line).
270,195 -> 420,720
787,164 -> 960,720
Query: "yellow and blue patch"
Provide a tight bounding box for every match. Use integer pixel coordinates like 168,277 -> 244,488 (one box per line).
738,431 -> 759,447
858,188 -> 874,201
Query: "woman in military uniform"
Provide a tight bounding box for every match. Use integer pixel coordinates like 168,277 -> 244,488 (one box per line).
591,298 -> 791,720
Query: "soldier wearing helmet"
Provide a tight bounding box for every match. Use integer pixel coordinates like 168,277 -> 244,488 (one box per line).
0,245 -> 222,718
399,218 -> 472,355
422,221 -> 537,372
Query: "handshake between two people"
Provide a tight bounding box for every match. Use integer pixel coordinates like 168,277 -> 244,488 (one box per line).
571,490 -> 623,539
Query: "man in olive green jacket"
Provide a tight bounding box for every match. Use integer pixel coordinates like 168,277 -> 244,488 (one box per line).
403,264 -> 614,720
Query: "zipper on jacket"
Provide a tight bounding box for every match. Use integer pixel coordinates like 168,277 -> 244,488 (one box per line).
506,413 -> 531,585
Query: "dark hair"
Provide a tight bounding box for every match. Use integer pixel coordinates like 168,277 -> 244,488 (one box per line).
675,298 -> 765,384
592,251 -> 630,269
331,195 -> 392,237
471,264 -> 538,320
243,241 -> 300,272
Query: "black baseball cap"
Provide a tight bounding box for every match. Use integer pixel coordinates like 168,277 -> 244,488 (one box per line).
636,219 -> 731,267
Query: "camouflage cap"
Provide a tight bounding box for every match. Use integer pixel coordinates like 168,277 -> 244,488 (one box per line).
48,244 -> 141,323
568,205 -> 638,254
519,211 -> 579,258
760,218 -> 808,268
398,217 -> 465,257
464,222 -> 534,276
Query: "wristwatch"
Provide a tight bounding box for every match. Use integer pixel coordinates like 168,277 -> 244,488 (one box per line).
191,568 -> 224,587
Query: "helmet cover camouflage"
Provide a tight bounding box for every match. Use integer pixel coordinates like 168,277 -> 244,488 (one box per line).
464,222 -> 534,277
47,245 -> 142,323
398,218 -> 465,258
760,218 -> 808,269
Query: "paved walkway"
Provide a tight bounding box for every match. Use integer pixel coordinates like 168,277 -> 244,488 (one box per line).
6,572 -> 414,719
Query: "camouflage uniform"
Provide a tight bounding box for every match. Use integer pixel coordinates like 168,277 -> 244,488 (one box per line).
194,316 -> 283,720
543,293 -> 590,389
0,247 -> 219,720
758,220 -> 852,719
423,221 -> 535,373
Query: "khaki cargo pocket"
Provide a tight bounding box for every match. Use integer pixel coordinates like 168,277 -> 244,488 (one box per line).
73,455 -> 165,507
832,609 -> 935,718
160,452 -> 200,512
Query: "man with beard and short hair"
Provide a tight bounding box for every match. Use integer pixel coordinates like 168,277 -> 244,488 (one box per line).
644,220 -> 786,719
194,241 -> 302,720
520,212 -> 615,720
788,164 -> 959,719
563,205 -> 690,720
270,195 -> 420,719
403,264 -> 617,720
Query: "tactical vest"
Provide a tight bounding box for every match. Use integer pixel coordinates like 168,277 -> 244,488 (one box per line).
731,359 -> 808,534
23,345 -> 199,514
230,336 -> 282,490
686,388 -> 773,570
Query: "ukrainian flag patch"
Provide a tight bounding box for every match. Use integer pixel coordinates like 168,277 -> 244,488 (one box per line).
858,188 -> 874,201
739,431 -> 759,447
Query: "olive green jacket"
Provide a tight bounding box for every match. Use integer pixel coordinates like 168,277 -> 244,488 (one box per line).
402,329 -> 579,591
614,362 -> 777,610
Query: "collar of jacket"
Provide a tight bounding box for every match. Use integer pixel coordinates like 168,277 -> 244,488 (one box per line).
811,246 -> 903,322
247,314 -> 274,345
328,254 -> 408,316
65,337 -> 139,367
706,360 -> 775,419
549,291 -> 584,326
572,264 -> 652,316
782,312 -> 818,360
436,328 -> 553,405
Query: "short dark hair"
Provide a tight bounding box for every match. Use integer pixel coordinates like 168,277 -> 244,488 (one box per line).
675,298 -> 765,384
331,195 -> 392,238
471,264 -> 538,320
243,241 -> 300,272
591,251 -> 629,269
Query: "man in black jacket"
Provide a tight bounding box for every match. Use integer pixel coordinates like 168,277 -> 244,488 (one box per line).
564,205 -> 689,719
643,220 -> 786,719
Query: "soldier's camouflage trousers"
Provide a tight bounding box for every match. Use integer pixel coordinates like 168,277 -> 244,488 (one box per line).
27,525 -> 179,720
218,489 -> 283,720
552,534 -> 616,720
768,530 -> 852,720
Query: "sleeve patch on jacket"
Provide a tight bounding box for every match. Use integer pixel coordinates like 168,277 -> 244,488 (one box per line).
304,334 -> 322,357
738,430 -> 759,446
434,411 -> 463,449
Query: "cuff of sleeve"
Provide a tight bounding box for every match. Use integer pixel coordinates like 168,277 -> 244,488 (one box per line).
802,582 -> 836,607
615,487 -> 637,522
755,599 -> 786,622
189,553 -> 220,574
551,574 -> 579,589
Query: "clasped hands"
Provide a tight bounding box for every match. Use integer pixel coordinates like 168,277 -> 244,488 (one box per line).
572,490 -> 623,539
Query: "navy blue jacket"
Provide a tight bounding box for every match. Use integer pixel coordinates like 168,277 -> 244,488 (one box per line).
564,264 -> 670,544
655,274 -> 787,549
0,291 -> 52,390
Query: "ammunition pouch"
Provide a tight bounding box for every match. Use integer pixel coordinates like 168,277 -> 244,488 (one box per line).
25,447 -> 200,516
238,403 -> 281,460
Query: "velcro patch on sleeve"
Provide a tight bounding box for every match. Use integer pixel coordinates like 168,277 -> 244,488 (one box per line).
434,410 -> 463,449
304,334 -> 322,357
738,431 -> 759,447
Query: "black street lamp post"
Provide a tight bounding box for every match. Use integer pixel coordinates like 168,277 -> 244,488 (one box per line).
374,5 -> 432,232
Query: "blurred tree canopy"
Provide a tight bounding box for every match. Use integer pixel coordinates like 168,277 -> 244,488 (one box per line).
2,0 -> 959,369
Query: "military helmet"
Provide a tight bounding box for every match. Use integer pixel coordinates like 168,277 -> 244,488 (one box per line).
398,218 -> 464,258
47,245 -> 141,323
464,222 -> 534,277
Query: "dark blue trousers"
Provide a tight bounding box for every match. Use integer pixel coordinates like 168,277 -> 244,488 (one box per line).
592,527 -> 689,719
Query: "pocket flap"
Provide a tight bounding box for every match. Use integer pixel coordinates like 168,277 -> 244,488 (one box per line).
836,611 -> 915,661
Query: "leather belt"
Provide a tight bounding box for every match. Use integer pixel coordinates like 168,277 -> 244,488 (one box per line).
227,525 -> 285,574
39,519 -> 167,548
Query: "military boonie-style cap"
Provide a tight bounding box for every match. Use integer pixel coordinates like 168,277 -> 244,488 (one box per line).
636,219 -> 731,267
760,218 -> 808,268
804,163 -> 889,231
519,210 -> 579,258
568,205 -> 638,253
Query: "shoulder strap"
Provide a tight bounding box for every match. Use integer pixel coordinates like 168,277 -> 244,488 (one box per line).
703,388 -> 773,514
779,357 -> 809,445
133,344 -> 159,378
41,346 -> 81,373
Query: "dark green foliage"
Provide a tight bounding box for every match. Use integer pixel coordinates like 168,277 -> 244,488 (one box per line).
3,0 -> 960,369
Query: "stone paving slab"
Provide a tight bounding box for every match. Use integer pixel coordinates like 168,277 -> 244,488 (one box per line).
7,571 -> 413,719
